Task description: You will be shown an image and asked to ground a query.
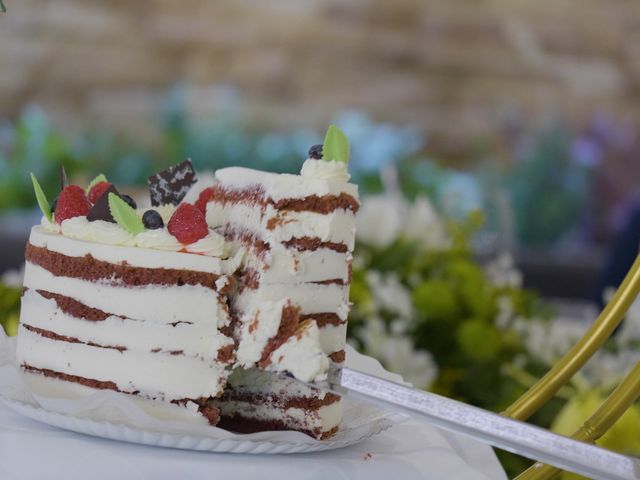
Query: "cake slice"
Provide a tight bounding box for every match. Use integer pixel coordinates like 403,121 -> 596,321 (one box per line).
198,126 -> 358,437
18,162 -> 331,428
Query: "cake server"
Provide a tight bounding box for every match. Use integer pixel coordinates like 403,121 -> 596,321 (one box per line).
298,365 -> 640,480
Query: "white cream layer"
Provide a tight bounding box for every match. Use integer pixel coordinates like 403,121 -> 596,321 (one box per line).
300,159 -> 350,182
17,325 -> 229,400
233,283 -> 349,318
235,300 -> 286,369
29,226 -> 237,274
207,203 -> 356,250
234,301 -> 330,382
266,320 -> 329,382
316,322 -> 347,356
215,166 -> 359,202
23,372 -> 211,426
21,289 -> 234,358
24,262 -> 230,327
241,245 -> 351,284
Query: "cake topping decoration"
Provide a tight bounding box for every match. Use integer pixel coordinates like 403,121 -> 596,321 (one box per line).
60,164 -> 69,190
108,192 -> 145,234
121,194 -> 137,210
167,203 -> 208,244
87,184 -> 120,223
148,159 -> 197,207
142,210 -> 164,230
322,125 -> 350,163
308,144 -> 323,160
86,174 -> 108,194
55,185 -> 91,224
30,173 -> 53,223
88,180 -> 113,204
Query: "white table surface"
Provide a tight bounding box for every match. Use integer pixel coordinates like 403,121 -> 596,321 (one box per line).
0,403 -> 507,480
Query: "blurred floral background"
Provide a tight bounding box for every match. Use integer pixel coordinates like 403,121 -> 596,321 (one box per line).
2,1 -> 640,477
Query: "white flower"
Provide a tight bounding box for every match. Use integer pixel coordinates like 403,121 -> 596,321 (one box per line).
494,295 -> 514,330
1,268 -> 24,288
356,194 -> 451,250
581,350 -> 640,391
485,253 -> 523,289
356,195 -> 405,248
358,317 -> 438,389
514,316 -> 587,365
614,293 -> 640,347
404,196 -> 450,249
366,271 -> 414,319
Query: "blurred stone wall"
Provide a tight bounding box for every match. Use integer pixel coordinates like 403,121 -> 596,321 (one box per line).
1,0 -> 639,143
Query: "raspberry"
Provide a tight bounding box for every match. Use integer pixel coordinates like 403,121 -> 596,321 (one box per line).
195,187 -> 214,214
88,181 -> 112,204
55,185 -> 91,224
168,203 -> 209,244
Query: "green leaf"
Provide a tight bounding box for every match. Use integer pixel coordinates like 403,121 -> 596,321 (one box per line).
30,173 -> 52,222
86,173 -> 108,193
322,124 -> 350,163
108,193 -> 144,234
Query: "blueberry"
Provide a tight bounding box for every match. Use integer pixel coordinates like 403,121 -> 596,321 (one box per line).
142,209 -> 164,230
308,144 -> 323,160
121,194 -> 137,210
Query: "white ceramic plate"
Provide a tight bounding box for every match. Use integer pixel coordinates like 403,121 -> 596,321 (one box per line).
0,342 -> 407,454
0,396 -> 400,454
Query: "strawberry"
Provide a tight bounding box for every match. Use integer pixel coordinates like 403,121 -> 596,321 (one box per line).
55,185 -> 91,224
195,187 -> 214,214
168,203 -> 209,244
88,181 -> 112,204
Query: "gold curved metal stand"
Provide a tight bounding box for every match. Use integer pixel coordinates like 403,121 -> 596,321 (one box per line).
505,255 -> 640,479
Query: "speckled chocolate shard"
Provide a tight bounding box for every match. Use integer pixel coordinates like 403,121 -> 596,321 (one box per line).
87,184 -> 120,223
148,159 -> 197,207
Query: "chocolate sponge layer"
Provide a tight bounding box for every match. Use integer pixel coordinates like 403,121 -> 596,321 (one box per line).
26,243 -> 225,291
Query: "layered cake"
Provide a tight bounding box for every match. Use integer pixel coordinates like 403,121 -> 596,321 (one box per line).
16,125 -> 357,439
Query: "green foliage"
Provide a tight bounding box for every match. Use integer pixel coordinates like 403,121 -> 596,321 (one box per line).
0,283 -> 21,336
456,319 -> 502,362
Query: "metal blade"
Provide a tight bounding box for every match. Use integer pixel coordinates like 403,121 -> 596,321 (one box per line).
302,365 -> 640,480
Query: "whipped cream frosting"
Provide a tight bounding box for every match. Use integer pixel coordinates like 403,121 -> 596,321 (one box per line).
185,231 -> 226,257
40,216 -> 60,234
300,158 -> 350,182
135,229 -> 183,251
52,215 -> 227,257
154,204 -> 177,224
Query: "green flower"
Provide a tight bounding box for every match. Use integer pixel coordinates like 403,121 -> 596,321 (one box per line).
412,279 -> 460,322
553,391 -> 640,458
456,319 -> 502,362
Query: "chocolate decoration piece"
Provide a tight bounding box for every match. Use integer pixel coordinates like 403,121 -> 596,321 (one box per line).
60,164 -> 69,190
148,159 -> 197,207
87,184 -> 121,223
121,194 -> 137,210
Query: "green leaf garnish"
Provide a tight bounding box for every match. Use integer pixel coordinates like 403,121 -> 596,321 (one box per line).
108,193 -> 144,234
322,124 -> 350,163
86,173 -> 108,193
30,173 -> 52,223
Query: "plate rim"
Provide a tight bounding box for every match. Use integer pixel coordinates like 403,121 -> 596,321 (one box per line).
0,392 -> 402,454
